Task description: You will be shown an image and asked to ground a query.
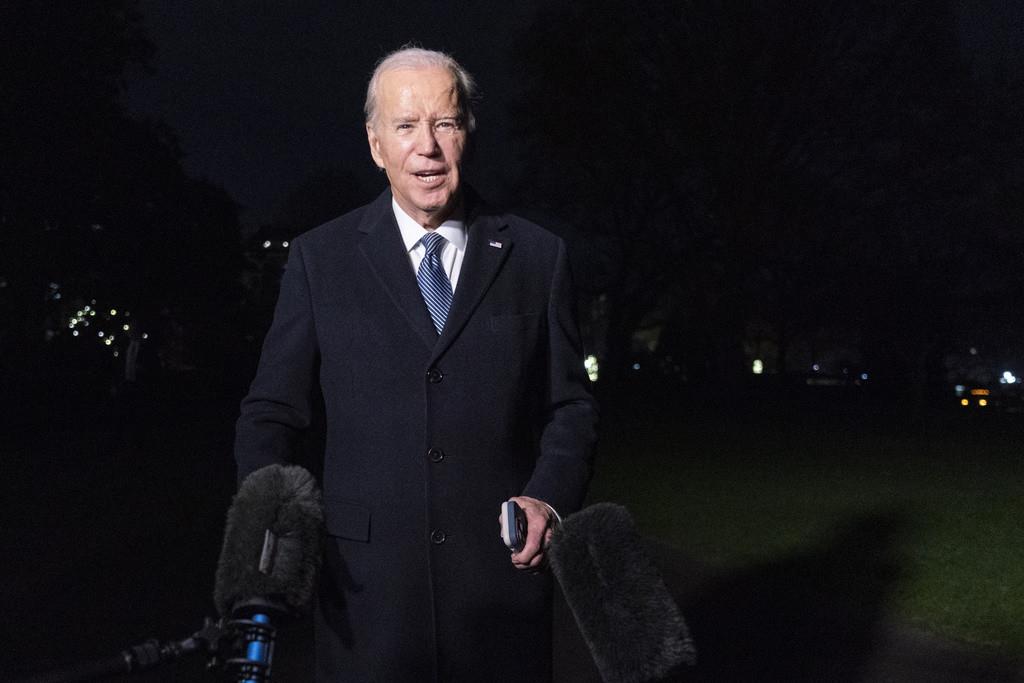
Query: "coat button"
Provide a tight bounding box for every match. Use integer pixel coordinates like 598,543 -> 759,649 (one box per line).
427,448 -> 445,463
426,367 -> 443,383
430,529 -> 447,544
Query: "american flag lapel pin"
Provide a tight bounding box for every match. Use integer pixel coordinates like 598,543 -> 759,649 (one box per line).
488,240 -> 503,249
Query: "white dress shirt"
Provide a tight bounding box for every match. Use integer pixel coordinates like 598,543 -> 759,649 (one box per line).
392,199 -> 468,291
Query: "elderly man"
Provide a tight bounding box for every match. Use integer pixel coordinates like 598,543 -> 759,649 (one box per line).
235,47 -> 598,681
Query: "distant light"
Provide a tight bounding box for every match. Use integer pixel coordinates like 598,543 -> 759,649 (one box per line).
89,310 -> 96,316
969,347 -> 978,356
282,241 -> 290,248
1001,371 -> 1017,385
109,309 -> 117,316
142,333 -> 149,340
123,324 -> 130,331
104,338 -> 112,346
960,398 -> 969,406
83,306 -> 90,312
860,373 -> 868,381
979,399 -> 988,407
970,388 -> 990,396
113,350 -> 119,358
632,363 -> 641,371
954,384 -> 965,395
812,364 -> 820,372
263,240 -> 272,249
98,331 -> 104,338
72,330 -> 79,337
584,355 -> 599,382
752,359 -> 764,375
54,293 -> 61,300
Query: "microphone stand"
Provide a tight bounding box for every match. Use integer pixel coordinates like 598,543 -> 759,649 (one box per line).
18,609 -> 283,683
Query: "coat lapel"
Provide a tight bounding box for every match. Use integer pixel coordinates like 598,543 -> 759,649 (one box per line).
357,191 -> 438,351
431,205 -> 511,362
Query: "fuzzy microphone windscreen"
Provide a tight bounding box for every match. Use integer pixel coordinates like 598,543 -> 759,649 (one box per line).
213,464 -> 324,618
548,503 -> 696,682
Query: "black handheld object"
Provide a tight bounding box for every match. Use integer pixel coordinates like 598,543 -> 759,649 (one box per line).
214,464 -> 325,682
548,503 -> 696,683
500,500 -> 527,552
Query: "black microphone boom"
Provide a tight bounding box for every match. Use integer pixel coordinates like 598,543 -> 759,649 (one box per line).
19,464 -> 323,683
214,464 -> 324,682
17,635 -> 209,683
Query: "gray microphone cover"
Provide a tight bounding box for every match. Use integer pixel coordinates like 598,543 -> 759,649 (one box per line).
548,503 -> 696,682
214,464 -> 324,617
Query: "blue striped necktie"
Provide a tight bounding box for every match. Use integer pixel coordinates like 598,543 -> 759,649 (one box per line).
417,232 -> 453,334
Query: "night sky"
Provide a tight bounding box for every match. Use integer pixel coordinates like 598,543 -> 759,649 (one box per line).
123,1 -> 1022,232
125,0 -> 546,230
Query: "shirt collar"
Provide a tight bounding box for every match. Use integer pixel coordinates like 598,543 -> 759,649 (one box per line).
392,198 -> 468,253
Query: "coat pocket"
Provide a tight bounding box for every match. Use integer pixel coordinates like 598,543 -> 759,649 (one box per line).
323,498 -> 371,542
489,312 -> 542,332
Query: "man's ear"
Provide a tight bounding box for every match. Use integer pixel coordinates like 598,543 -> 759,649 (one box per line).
366,123 -> 384,169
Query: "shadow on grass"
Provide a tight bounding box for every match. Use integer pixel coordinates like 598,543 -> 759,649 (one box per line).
674,511 -> 907,681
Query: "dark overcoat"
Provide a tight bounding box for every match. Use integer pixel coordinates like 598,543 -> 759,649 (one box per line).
235,189 -> 598,682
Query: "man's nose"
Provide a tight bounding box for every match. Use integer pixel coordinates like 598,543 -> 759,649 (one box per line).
414,123 -> 441,155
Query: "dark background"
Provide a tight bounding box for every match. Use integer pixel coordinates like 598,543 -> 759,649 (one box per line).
3,0 -> 1022,407
2,1 -> 1022,680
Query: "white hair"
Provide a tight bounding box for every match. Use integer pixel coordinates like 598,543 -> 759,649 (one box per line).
364,46 -> 477,132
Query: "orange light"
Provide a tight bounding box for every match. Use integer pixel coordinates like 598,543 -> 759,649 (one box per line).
960,399 -> 969,406
970,388 -> 990,396
979,399 -> 988,407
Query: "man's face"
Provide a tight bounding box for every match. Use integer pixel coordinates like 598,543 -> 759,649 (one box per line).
366,66 -> 467,228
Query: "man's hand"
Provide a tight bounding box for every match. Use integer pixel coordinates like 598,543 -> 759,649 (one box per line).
503,496 -> 555,570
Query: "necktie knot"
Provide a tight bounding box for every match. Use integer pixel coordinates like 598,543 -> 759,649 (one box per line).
420,231 -> 447,257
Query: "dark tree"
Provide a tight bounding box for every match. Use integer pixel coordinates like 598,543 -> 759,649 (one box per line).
0,1 -> 243,381
511,0 -> 1008,405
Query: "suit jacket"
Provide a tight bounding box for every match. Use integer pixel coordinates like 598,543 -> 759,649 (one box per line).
235,188 -> 598,682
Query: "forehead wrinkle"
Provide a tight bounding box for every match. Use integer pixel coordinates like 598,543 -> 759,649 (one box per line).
383,71 -> 460,103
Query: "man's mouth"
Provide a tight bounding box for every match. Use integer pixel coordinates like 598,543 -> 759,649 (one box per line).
414,171 -> 446,184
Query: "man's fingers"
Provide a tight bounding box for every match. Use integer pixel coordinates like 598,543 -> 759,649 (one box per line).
508,495 -> 553,569
512,554 -> 545,570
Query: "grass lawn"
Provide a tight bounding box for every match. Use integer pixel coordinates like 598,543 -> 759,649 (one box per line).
586,392 -> 1024,655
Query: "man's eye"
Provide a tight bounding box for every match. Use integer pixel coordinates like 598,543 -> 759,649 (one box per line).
435,120 -> 459,132
396,123 -> 414,131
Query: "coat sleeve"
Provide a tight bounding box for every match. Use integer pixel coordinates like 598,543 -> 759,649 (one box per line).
234,240 -> 319,483
522,237 -> 599,514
